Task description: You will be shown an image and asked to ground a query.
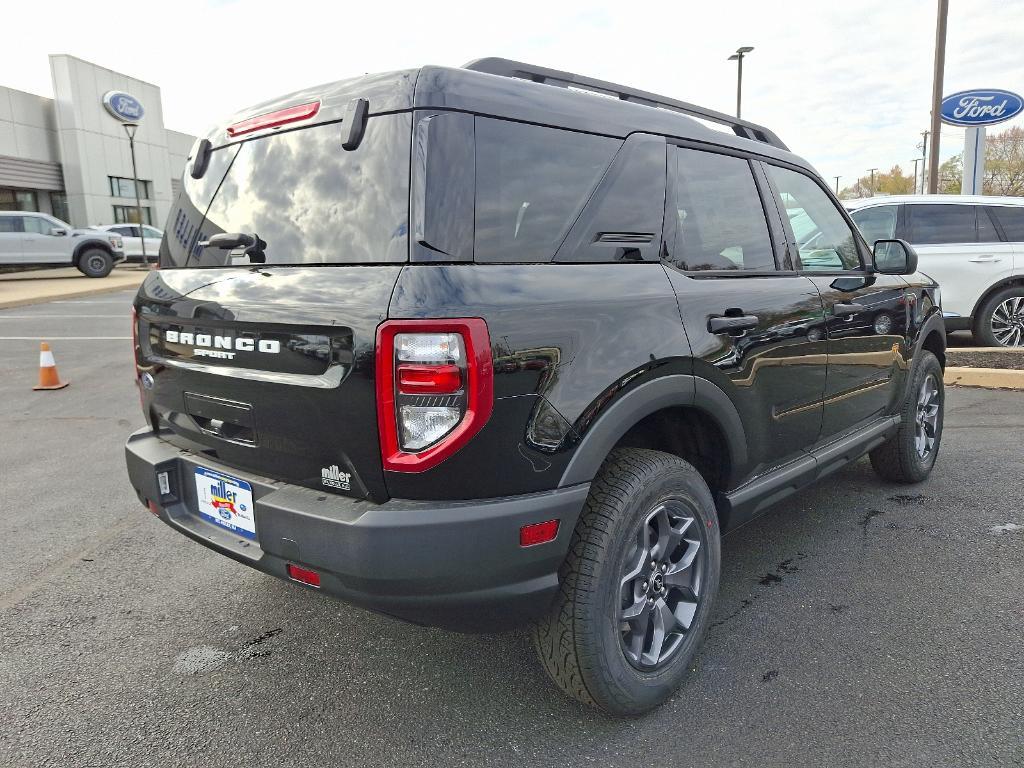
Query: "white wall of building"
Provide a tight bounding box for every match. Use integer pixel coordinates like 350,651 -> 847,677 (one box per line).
0,86 -> 60,163
49,55 -> 177,228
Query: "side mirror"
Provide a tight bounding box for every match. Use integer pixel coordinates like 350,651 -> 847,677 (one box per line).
873,238 -> 918,275
50,227 -> 67,236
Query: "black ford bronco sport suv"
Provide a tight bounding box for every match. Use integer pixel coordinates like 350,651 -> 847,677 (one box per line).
125,58 -> 945,715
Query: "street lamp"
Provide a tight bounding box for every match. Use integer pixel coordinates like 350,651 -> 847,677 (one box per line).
727,46 -> 755,119
121,122 -> 148,265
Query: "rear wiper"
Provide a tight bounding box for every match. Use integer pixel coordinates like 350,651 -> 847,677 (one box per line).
200,232 -> 267,263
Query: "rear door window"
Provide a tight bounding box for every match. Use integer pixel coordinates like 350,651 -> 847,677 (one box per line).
850,205 -> 897,244
670,148 -> 775,271
162,113 -> 411,268
0,216 -> 23,233
907,204 -> 978,244
474,118 -> 618,263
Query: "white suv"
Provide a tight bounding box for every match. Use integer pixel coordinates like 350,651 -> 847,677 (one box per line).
845,195 -> 1024,346
0,212 -> 126,277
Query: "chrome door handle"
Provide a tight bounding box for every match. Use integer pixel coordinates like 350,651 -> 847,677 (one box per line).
968,255 -> 1001,263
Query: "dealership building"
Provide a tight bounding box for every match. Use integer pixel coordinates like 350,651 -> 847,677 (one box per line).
0,55 -> 197,229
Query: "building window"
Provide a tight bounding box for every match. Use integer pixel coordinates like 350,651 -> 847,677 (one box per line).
113,204 -> 153,225
109,176 -> 152,200
50,192 -> 70,224
0,188 -> 39,212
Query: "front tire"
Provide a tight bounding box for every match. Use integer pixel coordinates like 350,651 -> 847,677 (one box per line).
973,285 -> 1024,347
532,448 -> 720,715
869,350 -> 944,483
77,249 -> 113,278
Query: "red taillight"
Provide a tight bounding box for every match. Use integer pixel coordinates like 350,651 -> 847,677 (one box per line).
226,100 -> 320,137
286,563 -> 321,588
376,319 -> 493,473
520,520 -> 560,547
397,364 -> 462,394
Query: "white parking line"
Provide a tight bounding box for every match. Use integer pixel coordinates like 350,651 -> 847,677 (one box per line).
0,315 -> 127,319
0,336 -> 131,340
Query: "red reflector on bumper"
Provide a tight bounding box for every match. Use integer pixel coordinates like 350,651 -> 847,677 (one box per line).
520,519 -> 560,547
286,563 -> 321,588
147,500 -> 160,516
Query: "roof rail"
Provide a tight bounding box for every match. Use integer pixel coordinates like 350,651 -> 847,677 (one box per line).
462,57 -> 788,151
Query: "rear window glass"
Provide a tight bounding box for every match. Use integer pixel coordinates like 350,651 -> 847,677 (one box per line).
161,113 -> 410,268
474,118 -> 618,263
991,206 -> 1024,241
908,204 -> 977,244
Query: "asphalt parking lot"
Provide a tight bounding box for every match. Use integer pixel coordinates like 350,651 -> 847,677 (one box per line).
1,291 -> 1023,768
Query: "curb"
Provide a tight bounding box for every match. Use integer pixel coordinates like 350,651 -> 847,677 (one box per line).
944,366 -> 1024,390
0,271 -> 147,309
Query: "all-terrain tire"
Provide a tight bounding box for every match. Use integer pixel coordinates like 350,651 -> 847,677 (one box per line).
869,350 -> 944,483
531,448 -> 720,716
78,248 -> 113,278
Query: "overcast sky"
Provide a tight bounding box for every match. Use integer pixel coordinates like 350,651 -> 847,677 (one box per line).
3,0 -> 1022,190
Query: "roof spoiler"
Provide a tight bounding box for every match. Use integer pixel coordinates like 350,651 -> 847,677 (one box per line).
462,57 -> 788,152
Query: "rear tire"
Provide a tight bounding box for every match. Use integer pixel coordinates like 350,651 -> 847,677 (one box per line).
78,249 -> 113,278
973,285 -> 1024,347
869,350 -> 944,483
532,448 -> 720,716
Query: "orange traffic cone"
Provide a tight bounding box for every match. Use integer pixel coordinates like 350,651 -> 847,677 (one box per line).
33,342 -> 69,391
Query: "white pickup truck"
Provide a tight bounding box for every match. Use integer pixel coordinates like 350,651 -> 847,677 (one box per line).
0,211 -> 125,277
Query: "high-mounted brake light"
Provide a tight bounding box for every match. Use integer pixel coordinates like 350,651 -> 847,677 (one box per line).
376,319 -> 493,472
226,101 -> 321,137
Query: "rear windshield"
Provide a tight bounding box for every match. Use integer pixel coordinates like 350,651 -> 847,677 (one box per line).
159,113 -> 410,268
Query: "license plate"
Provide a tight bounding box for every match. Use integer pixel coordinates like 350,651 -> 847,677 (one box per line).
194,467 -> 256,540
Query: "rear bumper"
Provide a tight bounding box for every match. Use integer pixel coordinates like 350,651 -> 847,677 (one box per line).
124,428 -> 588,632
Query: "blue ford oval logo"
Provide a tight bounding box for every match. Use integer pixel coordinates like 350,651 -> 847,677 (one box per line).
940,89 -> 1023,127
102,91 -> 145,122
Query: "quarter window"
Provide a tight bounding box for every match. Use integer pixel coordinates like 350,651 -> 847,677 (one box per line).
765,165 -> 860,272
670,148 -> 774,271
907,204 -> 977,245
850,205 -> 897,245
474,118 -> 618,263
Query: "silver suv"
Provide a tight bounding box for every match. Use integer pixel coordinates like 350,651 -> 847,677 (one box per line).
0,211 -> 126,277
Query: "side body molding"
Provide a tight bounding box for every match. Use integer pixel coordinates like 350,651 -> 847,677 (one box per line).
558,374 -> 748,488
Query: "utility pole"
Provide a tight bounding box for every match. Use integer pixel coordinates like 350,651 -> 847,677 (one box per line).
919,130 -> 930,194
727,46 -> 754,119
122,122 -> 148,265
868,168 -> 878,196
834,176 -> 841,195
927,0 -> 949,193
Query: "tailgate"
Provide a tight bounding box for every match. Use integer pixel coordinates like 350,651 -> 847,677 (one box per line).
136,266 -> 401,502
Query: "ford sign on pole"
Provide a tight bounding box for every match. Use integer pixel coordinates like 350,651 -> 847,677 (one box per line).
102,91 -> 145,122
940,89 -> 1023,127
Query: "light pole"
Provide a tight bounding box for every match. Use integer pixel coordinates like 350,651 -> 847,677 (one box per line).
834,176 -> 841,195
121,122 -> 148,265
727,46 -> 754,119
911,158 -> 922,194
868,167 -> 878,196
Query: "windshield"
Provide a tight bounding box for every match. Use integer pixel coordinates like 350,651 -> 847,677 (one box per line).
159,113 -> 411,268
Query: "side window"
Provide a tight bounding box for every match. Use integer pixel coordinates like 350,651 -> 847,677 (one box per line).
907,204 -> 977,244
22,217 -> 50,235
978,207 -> 1000,243
0,216 -> 23,233
850,205 -> 897,245
474,118 -> 619,263
990,206 -> 1024,242
671,148 -> 775,271
143,226 -> 163,238
764,165 -> 860,272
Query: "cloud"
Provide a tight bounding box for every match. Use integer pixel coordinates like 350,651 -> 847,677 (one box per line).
1,0 -> 1021,187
